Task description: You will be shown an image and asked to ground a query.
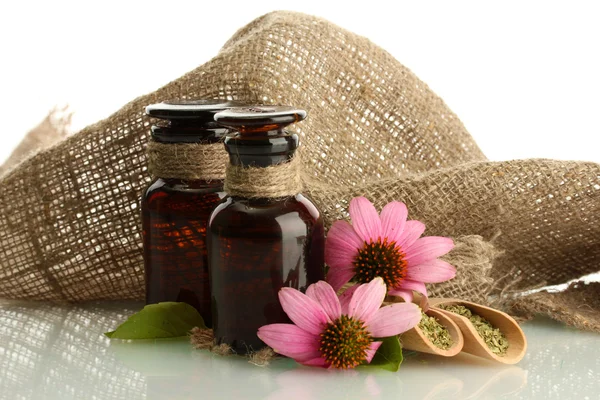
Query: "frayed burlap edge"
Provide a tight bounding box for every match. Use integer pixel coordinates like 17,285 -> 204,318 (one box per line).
0,107 -> 71,178
432,235 -> 504,307
509,282 -> 600,333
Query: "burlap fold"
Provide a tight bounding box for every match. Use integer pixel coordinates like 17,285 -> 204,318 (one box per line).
514,282 -> 600,331
0,11 -> 598,331
307,158 -> 600,291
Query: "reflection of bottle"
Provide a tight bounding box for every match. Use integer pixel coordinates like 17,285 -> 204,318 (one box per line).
142,100 -> 241,326
209,106 -> 325,353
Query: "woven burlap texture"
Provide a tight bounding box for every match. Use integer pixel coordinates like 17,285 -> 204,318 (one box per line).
0,11 -> 598,330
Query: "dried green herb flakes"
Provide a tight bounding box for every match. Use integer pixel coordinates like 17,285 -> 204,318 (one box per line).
440,305 -> 508,356
418,312 -> 453,350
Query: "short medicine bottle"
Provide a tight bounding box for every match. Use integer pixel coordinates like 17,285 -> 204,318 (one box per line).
142,99 -> 242,326
208,106 -> 325,353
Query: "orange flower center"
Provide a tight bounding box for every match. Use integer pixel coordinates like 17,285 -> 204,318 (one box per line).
319,315 -> 373,369
353,237 -> 407,288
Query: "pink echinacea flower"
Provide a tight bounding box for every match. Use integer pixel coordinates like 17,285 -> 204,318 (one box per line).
326,197 -> 455,303
257,278 -> 421,369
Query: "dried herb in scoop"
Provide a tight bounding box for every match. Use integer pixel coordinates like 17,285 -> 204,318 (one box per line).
418,312 -> 453,350
440,305 -> 509,356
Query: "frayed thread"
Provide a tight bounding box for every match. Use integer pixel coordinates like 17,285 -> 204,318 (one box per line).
190,327 -> 277,365
249,347 -> 276,367
190,327 -> 233,356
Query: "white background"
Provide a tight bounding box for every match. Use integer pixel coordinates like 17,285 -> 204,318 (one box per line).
0,0 -> 599,164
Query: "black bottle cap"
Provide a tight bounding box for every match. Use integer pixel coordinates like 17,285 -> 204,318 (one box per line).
146,99 -> 247,121
146,99 -> 248,143
214,106 -> 306,167
214,106 -> 306,134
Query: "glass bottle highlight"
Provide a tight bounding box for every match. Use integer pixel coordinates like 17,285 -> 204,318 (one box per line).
208,106 -> 326,353
142,100 -> 240,326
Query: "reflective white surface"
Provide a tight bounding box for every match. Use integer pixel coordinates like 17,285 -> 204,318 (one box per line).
0,300 -> 598,400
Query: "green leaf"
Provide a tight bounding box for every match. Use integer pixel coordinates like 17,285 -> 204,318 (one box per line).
364,336 -> 404,372
105,302 -> 206,340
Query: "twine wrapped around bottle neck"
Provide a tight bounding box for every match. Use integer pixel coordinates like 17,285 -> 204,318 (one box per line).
146,140 -> 227,181
224,155 -> 304,198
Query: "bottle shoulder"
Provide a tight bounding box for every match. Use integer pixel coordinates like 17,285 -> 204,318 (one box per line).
209,194 -> 321,228
143,178 -> 224,196
143,178 -> 165,196
142,178 -> 225,209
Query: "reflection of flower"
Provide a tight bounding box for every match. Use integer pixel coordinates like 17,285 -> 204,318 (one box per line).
265,368 -> 384,400
326,197 -> 456,302
257,278 -> 420,369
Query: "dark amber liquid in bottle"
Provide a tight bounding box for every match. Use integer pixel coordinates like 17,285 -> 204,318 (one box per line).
142,99 -> 244,326
209,195 -> 325,352
209,106 -> 325,353
142,178 -> 225,325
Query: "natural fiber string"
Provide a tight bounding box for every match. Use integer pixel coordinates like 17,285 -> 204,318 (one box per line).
146,140 -> 227,180
224,155 -> 303,198
189,327 -> 276,365
189,327 -> 233,356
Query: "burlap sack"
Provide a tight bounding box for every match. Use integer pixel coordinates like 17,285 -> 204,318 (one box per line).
0,11 -> 598,331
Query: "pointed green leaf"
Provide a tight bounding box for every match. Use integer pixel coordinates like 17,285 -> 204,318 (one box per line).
104,302 -> 206,340
363,336 -> 404,372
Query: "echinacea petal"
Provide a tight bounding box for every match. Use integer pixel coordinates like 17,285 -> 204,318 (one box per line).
393,279 -> 430,310
326,267 -> 355,292
279,288 -> 330,334
367,303 -> 422,337
395,279 -> 427,297
388,288 -> 413,303
339,284 -> 359,314
365,341 -> 383,363
257,323 -> 321,361
347,277 -> 386,323
396,220 -> 426,249
306,281 -> 342,321
326,220 -> 364,253
406,259 -> 457,283
349,197 -> 382,242
325,234 -> 358,270
405,237 -> 454,266
380,201 -> 408,244
301,357 -> 329,368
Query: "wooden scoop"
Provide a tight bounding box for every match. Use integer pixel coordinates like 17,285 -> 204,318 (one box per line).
400,307 -> 464,357
429,298 -> 527,364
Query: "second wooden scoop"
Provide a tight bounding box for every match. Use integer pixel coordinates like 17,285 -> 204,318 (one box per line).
400,307 -> 464,357
429,298 -> 527,364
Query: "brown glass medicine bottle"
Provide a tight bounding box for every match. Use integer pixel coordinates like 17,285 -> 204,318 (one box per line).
208,106 -> 325,353
142,100 -> 242,326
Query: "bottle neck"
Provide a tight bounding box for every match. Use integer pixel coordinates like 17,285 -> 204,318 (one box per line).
224,130 -> 299,167
151,121 -> 229,144
158,177 -> 224,188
